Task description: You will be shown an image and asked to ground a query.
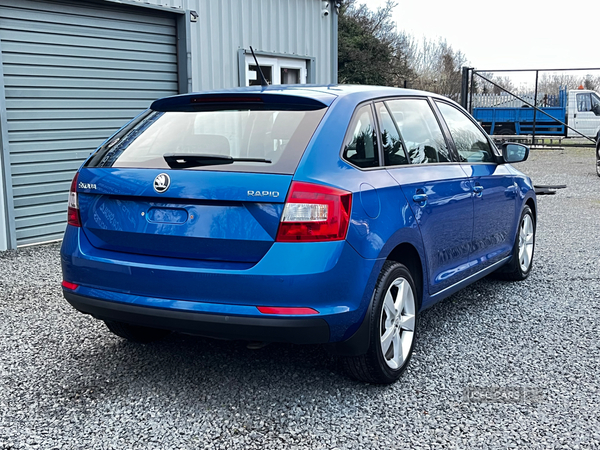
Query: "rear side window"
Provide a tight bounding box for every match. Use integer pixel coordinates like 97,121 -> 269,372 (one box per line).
435,101 -> 494,163
375,102 -> 408,166
86,107 -> 326,174
342,104 -> 380,169
385,99 -> 450,164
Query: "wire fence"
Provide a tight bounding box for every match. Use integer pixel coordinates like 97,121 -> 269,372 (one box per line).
472,92 -> 562,108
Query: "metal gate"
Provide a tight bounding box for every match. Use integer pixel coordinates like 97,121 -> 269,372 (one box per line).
460,67 -> 600,143
0,0 -> 179,246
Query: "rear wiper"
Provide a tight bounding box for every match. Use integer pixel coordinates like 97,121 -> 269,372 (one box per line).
163,154 -> 271,168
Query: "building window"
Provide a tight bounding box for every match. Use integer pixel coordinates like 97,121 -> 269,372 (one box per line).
248,65 -> 273,85
244,54 -> 307,86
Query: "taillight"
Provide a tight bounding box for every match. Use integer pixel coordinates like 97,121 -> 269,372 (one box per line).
275,181 -> 352,242
67,173 -> 81,227
61,280 -> 79,290
257,306 -> 319,315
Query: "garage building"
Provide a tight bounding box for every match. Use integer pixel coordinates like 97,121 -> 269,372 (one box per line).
0,0 -> 338,250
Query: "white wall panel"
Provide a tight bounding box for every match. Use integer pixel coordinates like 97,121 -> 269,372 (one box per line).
128,0 -> 336,91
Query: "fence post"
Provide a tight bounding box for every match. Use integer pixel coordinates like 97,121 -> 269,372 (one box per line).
460,67 -> 470,109
461,67 -> 470,109
532,70 -> 539,145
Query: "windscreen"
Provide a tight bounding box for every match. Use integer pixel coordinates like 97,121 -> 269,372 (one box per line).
86,107 -> 326,174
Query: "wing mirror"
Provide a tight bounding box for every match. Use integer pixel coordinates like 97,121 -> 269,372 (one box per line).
501,143 -> 529,163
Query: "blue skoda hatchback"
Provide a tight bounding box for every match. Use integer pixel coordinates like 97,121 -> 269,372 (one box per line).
61,85 -> 536,384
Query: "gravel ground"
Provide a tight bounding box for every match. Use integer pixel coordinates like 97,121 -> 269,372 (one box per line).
1,148 -> 599,449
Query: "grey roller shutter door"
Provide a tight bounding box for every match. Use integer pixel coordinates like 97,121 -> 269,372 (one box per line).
0,0 -> 179,246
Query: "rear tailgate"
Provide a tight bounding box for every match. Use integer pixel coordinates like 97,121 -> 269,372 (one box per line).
77,168 -> 290,263
77,92 -> 331,263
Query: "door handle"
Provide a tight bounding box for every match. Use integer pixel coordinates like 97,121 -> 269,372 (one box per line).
412,193 -> 428,203
473,185 -> 484,196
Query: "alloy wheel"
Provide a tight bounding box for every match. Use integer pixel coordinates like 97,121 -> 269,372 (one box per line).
518,214 -> 535,272
379,277 -> 416,369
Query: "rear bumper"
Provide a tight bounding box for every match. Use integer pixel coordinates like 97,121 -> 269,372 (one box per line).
61,226 -> 383,343
64,291 -> 330,344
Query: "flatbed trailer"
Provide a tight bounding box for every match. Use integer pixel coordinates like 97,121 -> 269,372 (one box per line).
473,90 -> 568,136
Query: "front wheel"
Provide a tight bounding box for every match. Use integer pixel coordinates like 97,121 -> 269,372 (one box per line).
496,205 -> 535,281
343,261 -> 418,384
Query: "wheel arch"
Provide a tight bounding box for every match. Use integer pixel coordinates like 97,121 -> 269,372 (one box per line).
386,242 -> 424,311
332,240 -> 426,357
525,196 -> 537,225
494,123 -> 516,135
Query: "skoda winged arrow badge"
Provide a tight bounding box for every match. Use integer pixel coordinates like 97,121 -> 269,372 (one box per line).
153,173 -> 170,193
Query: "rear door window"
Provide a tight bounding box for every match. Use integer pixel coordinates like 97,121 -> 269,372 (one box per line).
86,107 -> 326,174
384,99 -> 450,164
375,102 -> 408,166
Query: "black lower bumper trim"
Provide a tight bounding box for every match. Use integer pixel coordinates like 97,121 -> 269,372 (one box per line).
64,292 -> 330,345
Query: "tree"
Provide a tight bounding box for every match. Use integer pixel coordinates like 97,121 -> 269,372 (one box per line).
474,72 -> 515,95
337,1 -> 472,101
583,74 -> 598,91
405,37 -> 467,100
337,0 -> 414,86
537,73 -> 581,95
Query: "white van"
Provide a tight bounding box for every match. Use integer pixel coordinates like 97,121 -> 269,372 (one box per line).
566,90 -> 600,139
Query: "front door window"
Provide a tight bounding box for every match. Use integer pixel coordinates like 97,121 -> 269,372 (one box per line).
577,93 -> 592,113
435,101 -> 495,163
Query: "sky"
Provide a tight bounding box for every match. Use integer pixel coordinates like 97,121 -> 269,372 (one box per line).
365,0 -> 600,87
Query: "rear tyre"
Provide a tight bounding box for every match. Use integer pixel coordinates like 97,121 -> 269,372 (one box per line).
496,127 -> 515,136
104,320 -> 171,343
495,205 -> 535,281
343,261 -> 418,384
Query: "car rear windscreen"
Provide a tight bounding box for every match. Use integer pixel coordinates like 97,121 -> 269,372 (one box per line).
86,107 -> 327,174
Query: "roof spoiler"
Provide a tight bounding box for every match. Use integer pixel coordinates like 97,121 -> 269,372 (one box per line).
151,93 -> 330,112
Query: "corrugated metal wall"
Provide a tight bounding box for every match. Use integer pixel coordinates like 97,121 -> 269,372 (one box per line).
0,0 -> 179,245
128,0 -> 335,91
0,0 -> 335,248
